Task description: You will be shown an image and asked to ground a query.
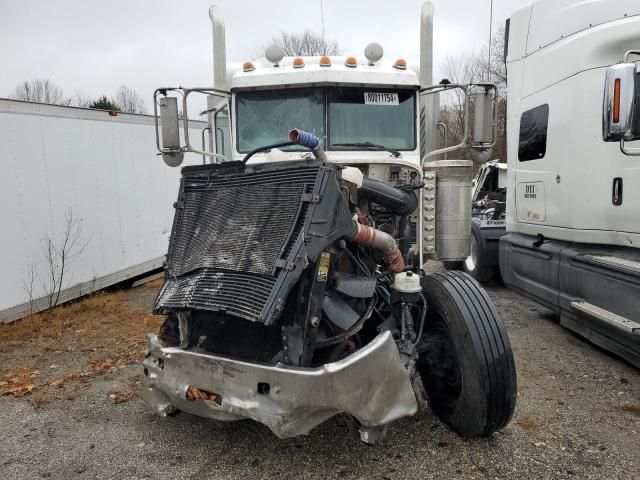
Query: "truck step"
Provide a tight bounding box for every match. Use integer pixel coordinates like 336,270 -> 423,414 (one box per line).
584,255 -> 640,275
570,301 -> 640,334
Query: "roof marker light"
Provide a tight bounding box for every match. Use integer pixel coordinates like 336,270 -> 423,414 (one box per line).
242,61 -> 255,72
319,56 -> 331,67
393,58 -> 407,70
345,56 -> 357,68
293,57 -> 305,68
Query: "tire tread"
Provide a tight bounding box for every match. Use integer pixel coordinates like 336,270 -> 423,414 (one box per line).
423,271 -> 516,436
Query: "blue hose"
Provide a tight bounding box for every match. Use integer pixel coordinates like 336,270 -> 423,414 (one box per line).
288,129 -> 320,150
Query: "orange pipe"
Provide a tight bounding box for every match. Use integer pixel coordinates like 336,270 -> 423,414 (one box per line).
349,223 -> 405,273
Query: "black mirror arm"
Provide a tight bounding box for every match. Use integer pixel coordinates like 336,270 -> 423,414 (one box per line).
241,141 -> 295,164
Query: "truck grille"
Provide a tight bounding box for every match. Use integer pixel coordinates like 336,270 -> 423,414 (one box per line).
154,161 -> 326,324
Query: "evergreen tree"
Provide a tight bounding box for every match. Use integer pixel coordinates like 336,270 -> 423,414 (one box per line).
90,96 -> 120,111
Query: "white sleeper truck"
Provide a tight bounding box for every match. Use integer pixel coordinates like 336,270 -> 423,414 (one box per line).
500,0 -> 640,367
140,2 -> 517,443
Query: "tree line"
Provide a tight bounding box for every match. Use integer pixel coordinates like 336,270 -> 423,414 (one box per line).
8,79 -> 147,114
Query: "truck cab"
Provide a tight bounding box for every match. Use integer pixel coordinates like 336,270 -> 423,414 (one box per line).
212,54 -> 427,261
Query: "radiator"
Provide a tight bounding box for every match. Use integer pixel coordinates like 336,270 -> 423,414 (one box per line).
154,160 -> 354,325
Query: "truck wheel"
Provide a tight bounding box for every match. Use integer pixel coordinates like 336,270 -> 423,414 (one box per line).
416,271 -> 517,437
463,222 -> 496,283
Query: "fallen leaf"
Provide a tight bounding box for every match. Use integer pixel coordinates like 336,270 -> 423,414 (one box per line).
4,384 -> 35,397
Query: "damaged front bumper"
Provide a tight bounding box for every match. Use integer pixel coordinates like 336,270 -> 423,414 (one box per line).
141,331 -> 418,438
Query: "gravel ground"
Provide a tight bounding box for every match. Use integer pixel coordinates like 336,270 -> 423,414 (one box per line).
1,282 -> 639,480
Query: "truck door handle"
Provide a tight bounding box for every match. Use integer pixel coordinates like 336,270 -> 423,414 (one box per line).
612,177 -> 623,206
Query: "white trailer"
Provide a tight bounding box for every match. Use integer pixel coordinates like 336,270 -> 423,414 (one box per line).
500,0 -> 640,366
0,99 -> 205,322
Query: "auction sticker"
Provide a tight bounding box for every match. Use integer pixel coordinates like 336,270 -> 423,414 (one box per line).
364,92 -> 399,105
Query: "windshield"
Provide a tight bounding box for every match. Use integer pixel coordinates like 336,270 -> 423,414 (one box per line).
236,87 -> 324,152
235,87 -> 416,154
328,88 -> 415,150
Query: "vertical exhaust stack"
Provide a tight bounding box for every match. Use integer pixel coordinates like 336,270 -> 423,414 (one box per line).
209,5 -> 227,90
420,2 -> 434,88
419,2 -> 438,162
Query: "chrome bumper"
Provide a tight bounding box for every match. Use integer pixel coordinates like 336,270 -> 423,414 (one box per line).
141,331 -> 418,438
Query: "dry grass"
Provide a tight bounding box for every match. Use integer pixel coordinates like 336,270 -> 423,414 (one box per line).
0,291 -> 156,346
142,277 -> 163,290
0,290 -> 162,403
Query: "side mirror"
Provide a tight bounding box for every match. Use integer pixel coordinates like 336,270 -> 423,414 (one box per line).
158,96 -> 184,167
603,63 -> 640,142
154,87 -> 232,166
471,89 -> 495,145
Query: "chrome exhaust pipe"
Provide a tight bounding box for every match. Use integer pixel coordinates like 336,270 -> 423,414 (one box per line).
209,5 -> 227,90
420,2 -> 434,88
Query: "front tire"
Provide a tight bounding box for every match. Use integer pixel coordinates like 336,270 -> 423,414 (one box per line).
416,271 -> 517,437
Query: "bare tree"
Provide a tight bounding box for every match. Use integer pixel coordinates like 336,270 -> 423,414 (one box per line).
22,263 -> 38,315
269,30 -> 341,56
9,79 -> 72,106
73,90 -> 94,108
39,209 -> 88,308
114,85 -> 146,114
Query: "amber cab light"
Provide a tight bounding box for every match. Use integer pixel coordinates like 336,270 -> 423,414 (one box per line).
242,61 -> 255,72
613,78 -> 621,123
293,57 -> 305,68
393,58 -> 407,70
319,56 -> 331,67
345,56 -> 357,68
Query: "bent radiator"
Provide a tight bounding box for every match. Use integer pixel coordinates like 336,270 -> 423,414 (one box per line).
153,160 -> 354,325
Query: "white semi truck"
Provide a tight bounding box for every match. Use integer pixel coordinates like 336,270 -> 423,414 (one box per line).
498,0 -> 640,367
141,2 -> 517,444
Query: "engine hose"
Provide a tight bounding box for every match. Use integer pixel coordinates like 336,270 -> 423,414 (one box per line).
288,128 -> 327,161
348,222 -> 405,273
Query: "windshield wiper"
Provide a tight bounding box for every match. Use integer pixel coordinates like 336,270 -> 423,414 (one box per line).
333,142 -> 401,158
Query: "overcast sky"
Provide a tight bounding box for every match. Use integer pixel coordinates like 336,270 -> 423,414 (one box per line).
0,0 -> 532,108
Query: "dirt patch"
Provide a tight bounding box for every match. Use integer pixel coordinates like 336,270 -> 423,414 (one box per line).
0,290 -> 162,403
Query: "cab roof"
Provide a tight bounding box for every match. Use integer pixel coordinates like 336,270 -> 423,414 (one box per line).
228,56 -> 420,90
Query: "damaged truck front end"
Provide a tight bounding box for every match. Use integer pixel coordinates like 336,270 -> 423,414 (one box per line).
142,158 -> 419,440
142,331 -> 416,439
141,136 -> 517,443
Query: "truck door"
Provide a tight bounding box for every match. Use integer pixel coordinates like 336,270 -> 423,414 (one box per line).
600,60 -> 640,238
